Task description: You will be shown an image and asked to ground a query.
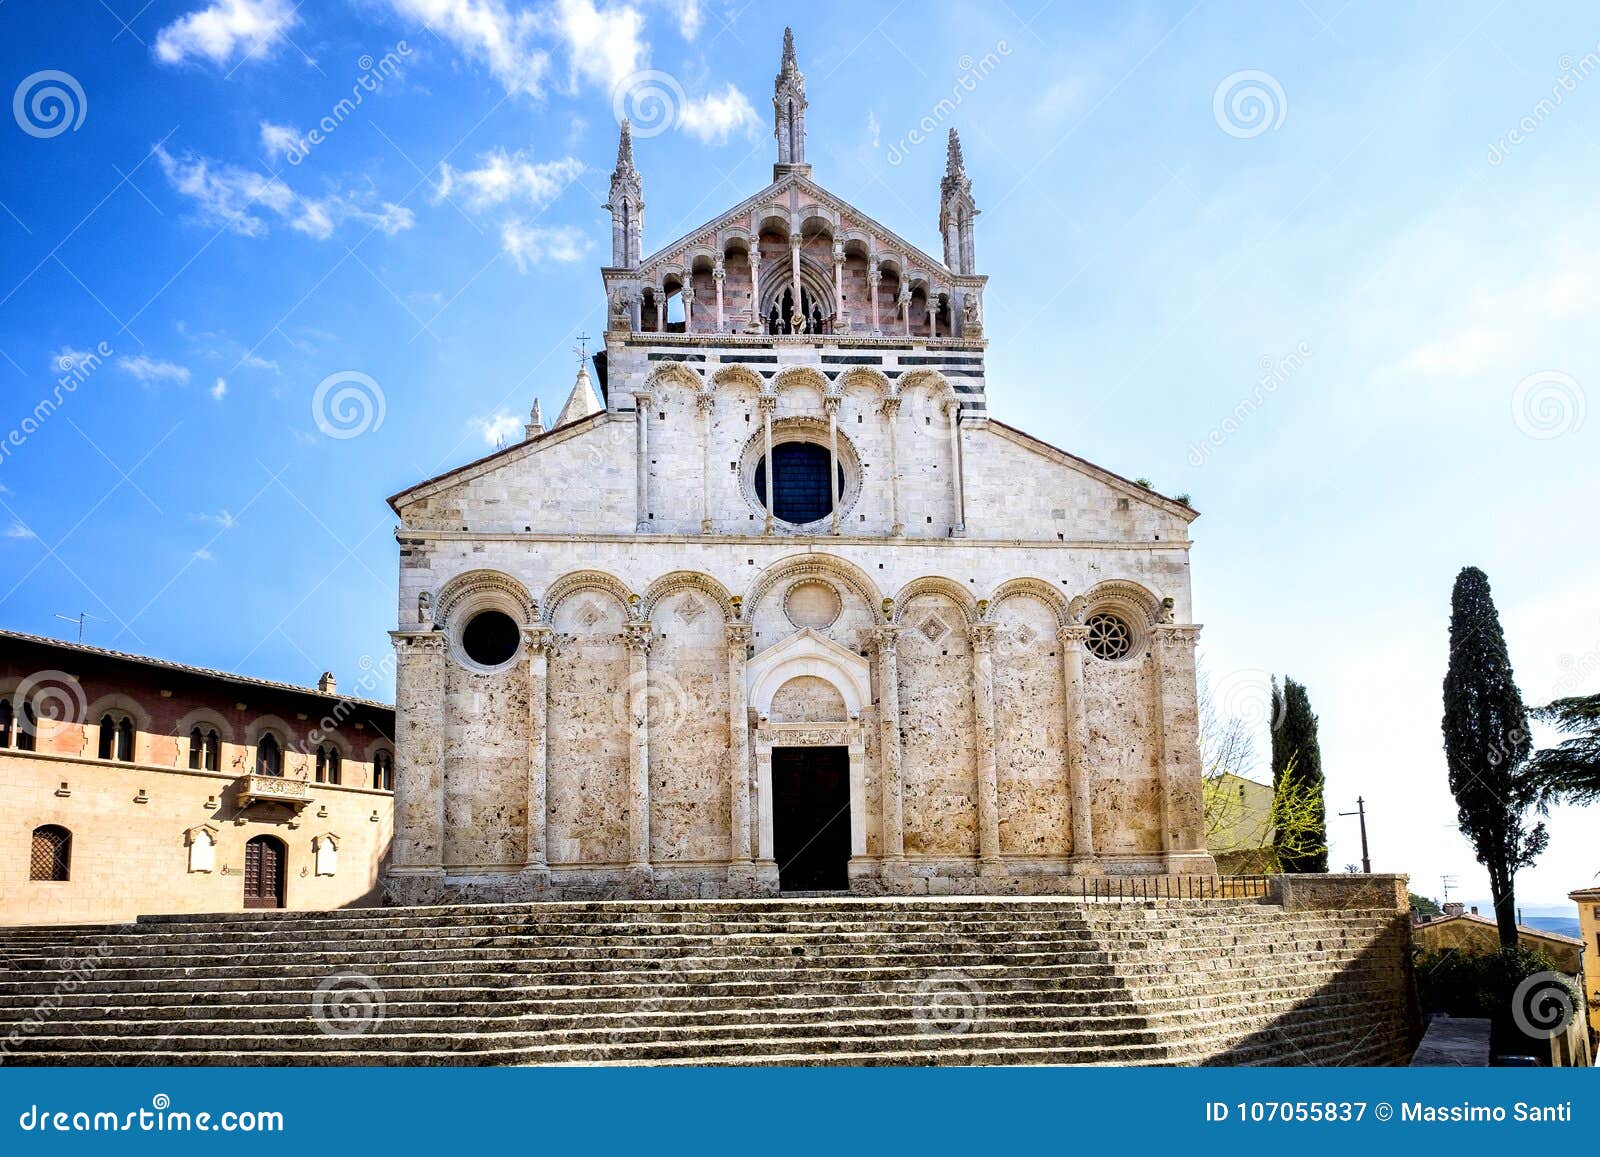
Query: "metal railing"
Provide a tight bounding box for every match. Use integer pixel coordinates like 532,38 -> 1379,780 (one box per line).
1079,874 -> 1272,902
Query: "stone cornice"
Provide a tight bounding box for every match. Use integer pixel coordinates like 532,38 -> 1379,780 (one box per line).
392,527 -> 1193,552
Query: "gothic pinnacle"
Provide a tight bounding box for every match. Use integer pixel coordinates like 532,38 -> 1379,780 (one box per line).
946,128 -> 965,177
616,118 -> 635,170
782,26 -> 796,69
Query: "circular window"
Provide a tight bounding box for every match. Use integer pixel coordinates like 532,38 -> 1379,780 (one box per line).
754,442 -> 845,526
460,610 -> 521,668
1084,612 -> 1134,661
784,580 -> 842,630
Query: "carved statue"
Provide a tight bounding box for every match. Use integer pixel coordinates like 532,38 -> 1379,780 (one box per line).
962,291 -> 983,336
1066,595 -> 1087,626
1159,597 -> 1176,624
418,590 -> 432,625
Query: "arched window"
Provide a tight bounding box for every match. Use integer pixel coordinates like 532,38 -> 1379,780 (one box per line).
315,743 -> 341,785
30,825 -> 71,881
17,701 -> 36,751
754,441 -> 844,525
97,714 -> 134,762
0,700 -> 12,748
188,727 -> 220,771
256,733 -> 282,777
373,749 -> 394,792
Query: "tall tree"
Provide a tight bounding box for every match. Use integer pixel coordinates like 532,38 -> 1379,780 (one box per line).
1271,676 -> 1328,872
1441,566 -> 1548,949
1527,693 -> 1600,804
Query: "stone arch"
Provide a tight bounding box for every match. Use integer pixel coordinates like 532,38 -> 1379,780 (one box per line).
645,360 -> 703,394
768,675 -> 848,723
737,416 -> 863,529
1079,579 -> 1162,627
893,576 -> 979,627
173,707 -> 236,756
83,692 -> 154,735
988,578 -> 1072,629
837,366 -> 892,397
640,571 -> 738,624
770,365 -> 831,396
433,569 -> 537,629
746,629 -> 872,719
541,570 -> 636,623
746,553 -> 884,626
898,368 -> 956,401
710,363 -> 764,393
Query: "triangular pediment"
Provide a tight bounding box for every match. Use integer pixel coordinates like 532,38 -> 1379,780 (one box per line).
746,627 -> 873,720
629,172 -> 963,285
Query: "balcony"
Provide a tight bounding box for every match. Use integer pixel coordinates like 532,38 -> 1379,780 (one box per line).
235,774 -> 313,814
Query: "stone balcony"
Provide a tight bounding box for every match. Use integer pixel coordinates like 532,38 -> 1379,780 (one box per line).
234,773 -> 313,814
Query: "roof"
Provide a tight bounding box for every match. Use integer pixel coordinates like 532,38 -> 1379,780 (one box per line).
0,628 -> 392,714
985,419 -> 1200,521
1569,887 -> 1600,901
1420,911 -> 1583,947
387,407 -> 609,511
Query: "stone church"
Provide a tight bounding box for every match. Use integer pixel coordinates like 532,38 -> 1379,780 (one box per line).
384,30 -> 1214,904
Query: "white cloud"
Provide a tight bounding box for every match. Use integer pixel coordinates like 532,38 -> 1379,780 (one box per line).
259,121 -> 306,161
666,0 -> 700,39
472,411 -> 524,445
155,145 -> 415,240
195,509 -> 239,529
211,377 -> 228,400
677,84 -> 759,144
154,0 -> 300,67
500,222 -> 589,272
435,149 -> 585,212
545,0 -> 647,92
383,0 -> 549,96
192,548 -> 215,561
5,520 -> 36,540
119,355 -> 192,385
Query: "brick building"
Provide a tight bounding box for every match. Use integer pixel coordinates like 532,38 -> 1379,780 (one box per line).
1,629 -> 394,924
385,29 -> 1215,906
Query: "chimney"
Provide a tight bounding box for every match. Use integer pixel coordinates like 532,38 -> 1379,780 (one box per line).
1470,905 -> 1479,915
1442,902 -> 1465,917
318,671 -> 337,695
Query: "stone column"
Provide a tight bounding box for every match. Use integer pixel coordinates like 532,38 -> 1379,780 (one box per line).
1152,624 -> 1215,874
899,285 -> 912,337
754,738 -> 779,892
698,391 -> 714,534
1057,625 -> 1098,874
624,620 -> 654,882
970,623 -> 1003,875
713,258 -> 725,333
725,622 -> 755,892
749,246 -> 761,331
521,625 -> 553,886
928,290 -> 938,339
824,393 -> 841,536
633,391 -> 652,533
789,234 -> 802,329
868,265 -> 880,335
831,240 -> 844,329
760,394 -> 776,535
681,274 -> 693,330
389,631 -> 448,893
655,283 -> 666,333
946,399 -> 967,536
873,625 -> 906,873
881,396 -> 903,536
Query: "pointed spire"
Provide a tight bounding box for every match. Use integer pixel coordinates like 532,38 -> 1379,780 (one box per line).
524,397 -> 546,441
615,118 -> 635,171
772,26 -> 809,177
945,128 -> 965,181
553,361 -> 602,428
940,127 -> 978,276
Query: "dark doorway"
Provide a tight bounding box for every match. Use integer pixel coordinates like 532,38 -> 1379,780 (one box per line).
244,835 -> 286,909
772,745 -> 850,891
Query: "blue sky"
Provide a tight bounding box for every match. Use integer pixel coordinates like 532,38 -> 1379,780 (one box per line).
1,0 -> 1596,907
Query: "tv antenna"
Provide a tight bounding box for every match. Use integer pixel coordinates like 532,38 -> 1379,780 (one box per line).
573,332 -> 589,366
1440,875 -> 1460,904
54,612 -> 105,643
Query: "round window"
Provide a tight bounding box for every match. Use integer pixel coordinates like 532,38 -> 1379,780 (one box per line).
460,610 -> 521,668
753,441 -> 845,526
1084,612 -> 1134,661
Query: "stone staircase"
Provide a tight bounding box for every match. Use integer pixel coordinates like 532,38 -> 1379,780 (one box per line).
0,898 -> 1413,1066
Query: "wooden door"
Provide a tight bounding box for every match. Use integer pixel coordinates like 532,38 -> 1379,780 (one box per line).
243,835 -> 285,909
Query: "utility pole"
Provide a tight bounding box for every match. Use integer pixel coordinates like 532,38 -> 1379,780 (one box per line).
1338,796 -> 1371,874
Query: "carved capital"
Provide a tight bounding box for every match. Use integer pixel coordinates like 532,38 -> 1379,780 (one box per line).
725,623 -> 752,647
822,394 -> 841,416
520,625 -> 554,655
632,390 -> 655,406
872,625 -> 901,655
970,623 -> 996,652
757,394 -> 778,414
1153,623 -> 1201,649
1056,625 -> 1089,649
696,391 -> 716,415
623,621 -> 655,653
391,629 -> 447,653
878,396 -> 902,419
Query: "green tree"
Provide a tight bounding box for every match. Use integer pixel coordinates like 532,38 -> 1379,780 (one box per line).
1441,566 -> 1548,950
1271,677 -> 1327,872
1527,692 -> 1600,805
1409,892 -> 1442,919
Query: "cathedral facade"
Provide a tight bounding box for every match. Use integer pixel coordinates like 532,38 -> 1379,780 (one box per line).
385,31 -> 1214,904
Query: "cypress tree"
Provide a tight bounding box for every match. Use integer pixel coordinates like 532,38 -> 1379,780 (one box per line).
1442,566 -> 1547,950
1271,676 -> 1328,872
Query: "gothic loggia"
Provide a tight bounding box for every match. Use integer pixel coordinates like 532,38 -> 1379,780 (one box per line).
385,29 -> 1216,903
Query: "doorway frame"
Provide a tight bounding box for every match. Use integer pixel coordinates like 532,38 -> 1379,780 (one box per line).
243,833 -> 288,910
753,721 -> 868,888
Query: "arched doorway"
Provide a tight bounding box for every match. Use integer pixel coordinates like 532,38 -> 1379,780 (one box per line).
243,835 -> 286,909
